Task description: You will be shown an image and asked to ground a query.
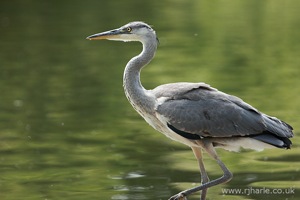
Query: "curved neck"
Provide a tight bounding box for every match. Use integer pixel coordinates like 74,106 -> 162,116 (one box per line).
123,39 -> 157,113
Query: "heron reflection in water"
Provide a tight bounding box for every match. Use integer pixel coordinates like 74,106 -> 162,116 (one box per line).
87,22 -> 293,200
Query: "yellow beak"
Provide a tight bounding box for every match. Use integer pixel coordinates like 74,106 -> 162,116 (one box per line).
86,29 -> 122,40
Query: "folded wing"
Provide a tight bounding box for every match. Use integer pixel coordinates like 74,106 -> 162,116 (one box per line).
153,82 -> 293,148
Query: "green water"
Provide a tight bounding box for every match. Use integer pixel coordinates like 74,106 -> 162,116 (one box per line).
0,1 -> 299,199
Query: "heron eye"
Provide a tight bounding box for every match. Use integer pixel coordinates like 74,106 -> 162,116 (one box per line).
127,27 -> 132,32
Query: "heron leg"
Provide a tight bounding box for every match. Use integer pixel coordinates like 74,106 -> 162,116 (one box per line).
169,142 -> 233,200
191,147 -> 209,200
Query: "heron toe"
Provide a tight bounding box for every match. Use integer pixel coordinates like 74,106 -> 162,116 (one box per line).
169,192 -> 188,200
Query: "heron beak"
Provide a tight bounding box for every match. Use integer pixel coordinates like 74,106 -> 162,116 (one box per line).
86,29 -> 123,40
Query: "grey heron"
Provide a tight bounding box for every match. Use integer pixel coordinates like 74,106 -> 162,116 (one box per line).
86,22 -> 293,200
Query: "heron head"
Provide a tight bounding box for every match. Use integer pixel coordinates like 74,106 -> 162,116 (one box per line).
86,21 -> 158,43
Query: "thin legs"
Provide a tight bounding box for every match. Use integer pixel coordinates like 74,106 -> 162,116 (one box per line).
169,141 -> 233,200
191,147 -> 209,200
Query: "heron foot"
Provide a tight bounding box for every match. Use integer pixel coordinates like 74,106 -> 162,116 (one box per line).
168,192 -> 187,200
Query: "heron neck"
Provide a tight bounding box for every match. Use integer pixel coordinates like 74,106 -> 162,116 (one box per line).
123,39 -> 157,113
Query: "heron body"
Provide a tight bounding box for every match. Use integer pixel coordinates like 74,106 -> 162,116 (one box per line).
87,22 -> 293,200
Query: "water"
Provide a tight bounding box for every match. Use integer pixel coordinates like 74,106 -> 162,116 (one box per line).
0,1 -> 299,199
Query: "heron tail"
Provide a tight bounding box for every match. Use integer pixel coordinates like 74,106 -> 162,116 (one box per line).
250,114 -> 293,149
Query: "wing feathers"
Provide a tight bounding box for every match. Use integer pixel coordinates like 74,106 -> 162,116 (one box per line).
154,82 -> 293,148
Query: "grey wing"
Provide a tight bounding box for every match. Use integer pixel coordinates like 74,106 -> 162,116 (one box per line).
154,83 -> 293,139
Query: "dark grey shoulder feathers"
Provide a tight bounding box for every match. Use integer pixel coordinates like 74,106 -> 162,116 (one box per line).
152,82 -> 216,99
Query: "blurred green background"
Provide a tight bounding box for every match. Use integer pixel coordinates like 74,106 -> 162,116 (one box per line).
0,0 -> 299,199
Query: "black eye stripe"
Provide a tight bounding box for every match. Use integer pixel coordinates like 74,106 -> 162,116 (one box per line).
136,25 -> 152,29
122,24 -> 153,32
